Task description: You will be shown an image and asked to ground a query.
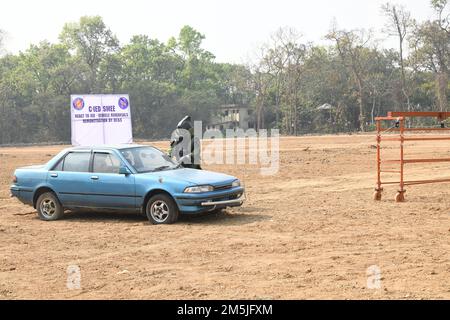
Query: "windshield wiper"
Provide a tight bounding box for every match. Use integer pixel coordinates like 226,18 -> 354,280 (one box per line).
152,165 -> 172,172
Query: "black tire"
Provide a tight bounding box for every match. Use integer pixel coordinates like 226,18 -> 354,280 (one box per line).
36,192 -> 64,221
145,194 -> 179,224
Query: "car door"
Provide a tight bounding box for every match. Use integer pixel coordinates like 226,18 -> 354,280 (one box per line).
90,151 -> 136,209
47,151 -> 94,207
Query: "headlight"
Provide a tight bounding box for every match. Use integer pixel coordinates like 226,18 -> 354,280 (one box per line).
232,180 -> 241,187
184,185 -> 214,193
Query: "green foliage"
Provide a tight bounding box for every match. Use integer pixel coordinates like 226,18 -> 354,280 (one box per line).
59,16 -> 120,93
0,7 -> 449,144
431,0 -> 448,11
0,17 -> 235,143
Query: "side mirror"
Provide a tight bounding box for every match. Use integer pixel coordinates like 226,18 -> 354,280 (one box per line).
119,166 -> 131,175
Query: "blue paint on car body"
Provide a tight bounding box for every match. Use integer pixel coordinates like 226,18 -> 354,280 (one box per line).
10,145 -> 244,217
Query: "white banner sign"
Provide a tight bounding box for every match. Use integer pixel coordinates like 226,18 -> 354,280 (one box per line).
70,94 -> 133,146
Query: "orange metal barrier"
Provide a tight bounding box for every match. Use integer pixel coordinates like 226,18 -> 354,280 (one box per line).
374,111 -> 450,202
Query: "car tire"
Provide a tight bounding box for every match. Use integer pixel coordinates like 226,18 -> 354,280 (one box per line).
36,192 -> 64,221
146,194 -> 179,225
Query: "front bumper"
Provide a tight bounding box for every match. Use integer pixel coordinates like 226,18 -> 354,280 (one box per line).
175,186 -> 245,213
200,195 -> 245,207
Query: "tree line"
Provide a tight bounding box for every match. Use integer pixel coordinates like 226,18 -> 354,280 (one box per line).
0,0 -> 449,144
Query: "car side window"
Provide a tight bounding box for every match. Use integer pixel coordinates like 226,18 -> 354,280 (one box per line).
52,159 -> 64,171
93,153 -> 121,174
63,152 -> 91,172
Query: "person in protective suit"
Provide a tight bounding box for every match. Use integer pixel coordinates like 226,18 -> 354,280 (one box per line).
168,116 -> 202,169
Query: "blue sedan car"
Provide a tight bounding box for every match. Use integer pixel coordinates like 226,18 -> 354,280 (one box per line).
10,145 -> 245,224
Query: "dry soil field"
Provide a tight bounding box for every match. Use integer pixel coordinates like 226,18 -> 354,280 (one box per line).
0,135 -> 449,299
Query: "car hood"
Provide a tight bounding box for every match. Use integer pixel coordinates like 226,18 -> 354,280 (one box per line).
141,168 -> 237,186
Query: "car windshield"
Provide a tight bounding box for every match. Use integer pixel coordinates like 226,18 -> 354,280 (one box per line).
120,147 -> 180,173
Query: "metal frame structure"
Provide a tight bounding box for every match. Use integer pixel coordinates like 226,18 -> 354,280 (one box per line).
374,111 -> 450,202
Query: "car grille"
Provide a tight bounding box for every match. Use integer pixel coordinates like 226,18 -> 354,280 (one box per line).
211,193 -> 240,202
214,184 -> 233,191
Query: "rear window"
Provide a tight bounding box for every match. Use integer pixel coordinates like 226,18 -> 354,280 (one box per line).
63,152 -> 91,172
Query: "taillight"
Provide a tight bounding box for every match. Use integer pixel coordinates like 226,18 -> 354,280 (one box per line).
12,175 -> 17,183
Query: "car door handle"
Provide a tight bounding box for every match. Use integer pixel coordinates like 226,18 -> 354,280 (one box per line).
91,176 -> 99,180
50,173 -> 58,178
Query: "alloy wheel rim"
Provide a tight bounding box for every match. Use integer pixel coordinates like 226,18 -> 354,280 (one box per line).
150,200 -> 169,222
40,199 -> 56,217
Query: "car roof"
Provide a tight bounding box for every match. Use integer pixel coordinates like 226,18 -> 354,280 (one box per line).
68,144 -> 150,152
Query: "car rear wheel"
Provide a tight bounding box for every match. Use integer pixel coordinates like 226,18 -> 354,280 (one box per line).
146,194 -> 179,225
36,192 -> 64,221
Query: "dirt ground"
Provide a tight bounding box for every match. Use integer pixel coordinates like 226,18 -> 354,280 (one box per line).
0,135 -> 449,299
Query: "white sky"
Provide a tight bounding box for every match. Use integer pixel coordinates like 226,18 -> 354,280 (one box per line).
0,0 -> 437,63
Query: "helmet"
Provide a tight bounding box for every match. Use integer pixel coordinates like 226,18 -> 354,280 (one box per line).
177,116 -> 192,130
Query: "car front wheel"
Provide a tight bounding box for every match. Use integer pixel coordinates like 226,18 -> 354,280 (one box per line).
146,194 -> 179,225
36,192 -> 64,221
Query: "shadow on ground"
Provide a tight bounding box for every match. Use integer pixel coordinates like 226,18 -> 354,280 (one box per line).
60,207 -> 270,226
179,208 -> 271,225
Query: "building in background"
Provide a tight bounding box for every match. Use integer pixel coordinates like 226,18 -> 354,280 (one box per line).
206,104 -> 252,131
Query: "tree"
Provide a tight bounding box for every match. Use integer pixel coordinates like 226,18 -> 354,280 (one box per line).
410,3 -> 450,111
174,26 -> 216,90
214,63 -> 254,106
0,29 -> 4,53
177,26 -> 211,60
431,0 -> 450,111
3,10 -> 450,145
382,3 -> 413,111
119,35 -> 180,138
263,27 -> 306,134
247,45 -> 272,132
326,26 -> 373,131
59,16 -> 119,93
432,0 -> 450,33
